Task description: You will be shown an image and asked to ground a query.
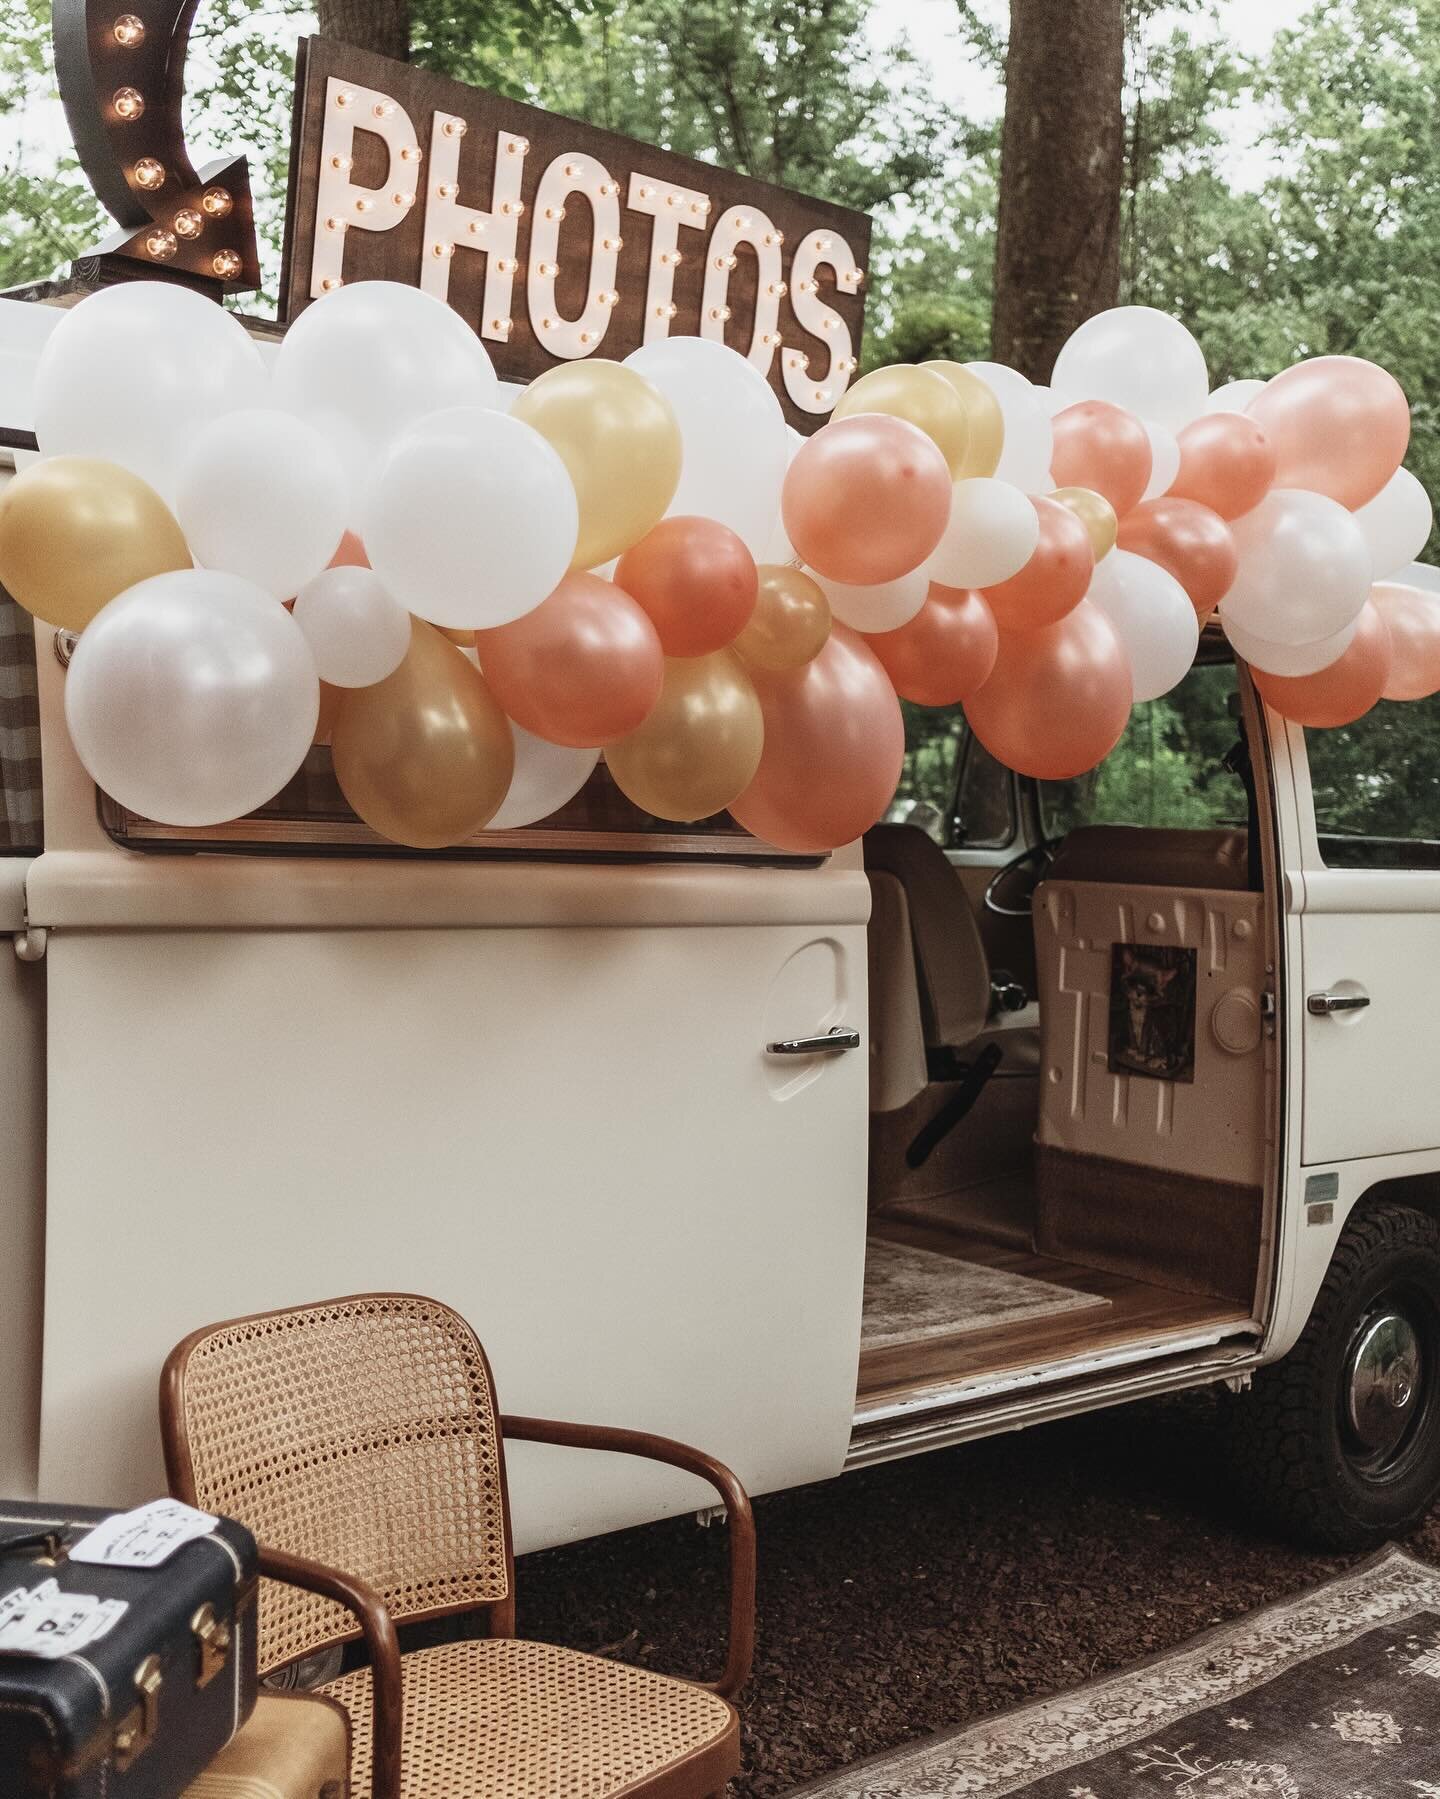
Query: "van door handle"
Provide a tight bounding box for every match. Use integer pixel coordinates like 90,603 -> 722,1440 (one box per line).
1307,991 -> 1371,1015
766,1026 -> 861,1055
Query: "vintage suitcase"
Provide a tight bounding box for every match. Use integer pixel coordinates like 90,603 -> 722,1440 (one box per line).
0,1498 -> 259,1799
182,1692 -> 350,1799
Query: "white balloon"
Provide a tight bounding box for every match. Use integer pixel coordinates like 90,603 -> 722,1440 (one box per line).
363,407 -> 577,630
33,281 -> 265,501
64,571 -> 318,826
272,281 -> 499,502
761,427 -> 806,565
1353,467 -> 1433,581
964,362 -> 1053,491
1051,305 -> 1209,432
925,478 -> 1039,590
1088,549 -> 1199,702
1221,609 -> 1358,677
812,565 -> 928,633
1206,378 -> 1266,415
174,409 -> 348,600
1142,424 -> 1181,501
623,337 -> 788,556
292,566 -> 411,688
1222,489 -> 1371,646
1403,561 -> 1440,594
488,729 -> 599,829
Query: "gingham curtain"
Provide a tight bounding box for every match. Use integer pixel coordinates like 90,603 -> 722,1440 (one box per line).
0,591 -> 42,851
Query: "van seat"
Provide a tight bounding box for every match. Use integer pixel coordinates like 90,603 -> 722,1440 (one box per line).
1047,825 -> 1249,891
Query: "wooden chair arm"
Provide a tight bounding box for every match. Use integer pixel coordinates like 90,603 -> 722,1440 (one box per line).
258,1545 -> 404,1799
499,1415 -> 756,1700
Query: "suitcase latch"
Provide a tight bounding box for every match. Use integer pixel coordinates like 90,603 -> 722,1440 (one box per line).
114,1653 -> 163,1770
190,1601 -> 232,1688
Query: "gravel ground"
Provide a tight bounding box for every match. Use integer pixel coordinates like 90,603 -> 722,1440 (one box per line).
511,1391 -> 1440,1797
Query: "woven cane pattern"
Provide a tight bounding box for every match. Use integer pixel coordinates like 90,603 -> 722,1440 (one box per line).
176,1296 -> 510,1673
321,1638 -> 734,1799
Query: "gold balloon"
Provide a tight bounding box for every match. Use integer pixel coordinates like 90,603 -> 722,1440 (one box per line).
331,620 -> 514,848
833,365 -> 971,476
921,362 -> 1006,478
734,565 -> 832,672
0,455 -> 189,631
511,360 -> 682,571
313,679 -> 343,748
607,651 -> 764,822
1051,485 -> 1119,560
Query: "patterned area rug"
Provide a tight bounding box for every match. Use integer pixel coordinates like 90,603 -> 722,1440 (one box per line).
787,1549 -> 1440,1798
862,1240 -> 1109,1350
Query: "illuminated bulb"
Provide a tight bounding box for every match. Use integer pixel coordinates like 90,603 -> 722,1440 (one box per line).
659,249 -> 682,267
212,249 -> 242,279
544,204 -> 566,221
131,157 -> 165,191
506,137 -> 528,154
112,12 -> 144,44
847,268 -> 865,284
201,186 -> 232,217
436,181 -> 458,199
467,219 -> 486,235
144,228 -> 177,260
563,162 -> 579,178
537,260 -> 558,278
816,235 -> 833,251
665,191 -> 681,207
354,197 -> 373,213
767,281 -> 787,297
709,305 -> 731,322
654,302 -> 678,319
335,90 -> 355,108
173,208 -> 203,239
821,317 -> 837,331
598,181 -> 619,196
796,278 -> 814,293
541,317 -> 554,331
495,257 -> 516,273
837,357 -> 858,373
761,332 -> 782,347
579,330 -> 592,345
392,190 -> 415,208
736,215 -> 752,230
596,290 -> 619,307
500,199 -> 524,216
372,99 -> 395,118
765,230 -> 784,247
431,241 -> 454,259
321,276 -> 342,291
442,117 -> 467,137
329,154 -> 351,172
638,183 -> 656,199
491,316 -> 512,335
324,216 -> 345,233
713,254 -> 737,270
602,235 -> 622,251
693,198 -> 712,215
814,388 -> 830,405
400,144 -> 422,162
112,86 -> 144,120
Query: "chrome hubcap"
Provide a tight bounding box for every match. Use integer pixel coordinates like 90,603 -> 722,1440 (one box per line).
1345,1310 -> 1423,1462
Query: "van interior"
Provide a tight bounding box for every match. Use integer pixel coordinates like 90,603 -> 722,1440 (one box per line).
854,631 -> 1271,1452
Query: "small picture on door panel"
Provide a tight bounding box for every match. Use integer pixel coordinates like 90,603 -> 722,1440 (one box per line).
1108,943 -> 1197,1083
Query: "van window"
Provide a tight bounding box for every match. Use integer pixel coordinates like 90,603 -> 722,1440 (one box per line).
887,703 -> 967,844
1305,697 -> 1440,870
0,593 -> 42,853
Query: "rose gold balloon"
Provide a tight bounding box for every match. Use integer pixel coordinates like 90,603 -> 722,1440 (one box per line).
1050,401 -> 1153,518
730,626 -> 905,853
964,601 -> 1134,781
781,414 -> 952,587
1252,600 -> 1392,727
981,496 -> 1093,632
1247,357 -> 1410,510
606,650 -> 764,821
476,572 -> 664,748
1170,413 -> 1276,520
733,565 -> 832,673
614,515 -> 758,656
868,585 -> 998,706
313,679 -> 342,747
1370,581 -> 1440,700
328,530 -> 370,568
1117,497 -> 1238,616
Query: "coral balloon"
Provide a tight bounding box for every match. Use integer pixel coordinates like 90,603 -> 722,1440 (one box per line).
981,496 -> 1093,632
1052,487 -> 1118,560
1370,582 -> 1440,700
730,627 -> 905,852
868,585 -> 998,706
1050,401 -> 1153,518
0,456 -> 189,631
733,566 -> 832,672
328,530 -> 370,568
512,360 -> 682,569
834,365 -> 972,475
614,516 -> 757,656
965,601 -> 1134,781
1252,601 -> 1392,728
476,572 -> 664,748
1170,412 -> 1277,520
1116,497 -> 1238,616
922,363 -> 1006,477
781,414 -> 952,586
332,620 -> 514,848
1247,356 -> 1410,510
606,651 -> 764,822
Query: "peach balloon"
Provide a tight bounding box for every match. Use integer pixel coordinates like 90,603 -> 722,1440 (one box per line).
328,530 -> 369,568
868,585 -> 998,706
781,413 -> 952,587
965,601 -> 1134,781
1370,581 -> 1440,700
733,565 -> 832,672
475,572 -> 664,748
614,515 -> 758,656
1116,497 -> 1238,616
981,496 -> 1093,632
1049,401 -> 1153,518
1247,356 -> 1410,510
1170,412 -> 1276,520
1252,600 -> 1392,727
730,626 -> 905,852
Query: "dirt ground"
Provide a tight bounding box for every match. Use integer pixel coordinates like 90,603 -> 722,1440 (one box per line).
511,1391 -> 1440,1797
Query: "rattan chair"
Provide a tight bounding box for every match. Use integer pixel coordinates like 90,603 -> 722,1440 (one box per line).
160,1294 -> 755,1799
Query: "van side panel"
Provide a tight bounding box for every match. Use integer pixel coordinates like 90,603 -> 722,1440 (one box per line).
0,862 -> 44,1496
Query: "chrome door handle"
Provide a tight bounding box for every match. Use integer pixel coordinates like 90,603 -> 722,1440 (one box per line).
766,1025 -> 861,1055
1307,991 -> 1371,1015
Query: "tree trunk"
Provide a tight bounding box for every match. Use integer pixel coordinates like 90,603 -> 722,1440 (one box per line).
991,0 -> 1124,382
316,0 -> 410,61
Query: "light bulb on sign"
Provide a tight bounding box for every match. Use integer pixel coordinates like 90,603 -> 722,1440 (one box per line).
321,276 -> 342,291
506,136 -> 527,154
329,154 -> 351,172
173,208 -> 203,239
132,157 -> 165,191
112,87 -> 144,121
372,99 -> 396,118
144,228 -> 177,260
112,13 -> 144,45
501,200 -> 524,216
400,145 -> 422,163
393,191 -> 415,208
212,249 -> 242,279
436,182 -> 458,199
201,186 -> 232,217
334,90 -> 355,109
442,117 -> 466,137
431,241 -> 454,259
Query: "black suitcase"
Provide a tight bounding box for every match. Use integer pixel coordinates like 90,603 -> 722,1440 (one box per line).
0,1499 -> 259,1799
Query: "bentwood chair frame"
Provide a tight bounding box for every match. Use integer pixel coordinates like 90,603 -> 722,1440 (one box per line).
159,1293 -> 756,1799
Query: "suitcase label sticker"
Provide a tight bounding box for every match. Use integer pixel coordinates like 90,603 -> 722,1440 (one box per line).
0,1579 -> 129,1658
69,1497 -> 219,1569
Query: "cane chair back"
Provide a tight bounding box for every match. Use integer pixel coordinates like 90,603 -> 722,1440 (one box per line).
162,1294 -> 512,1675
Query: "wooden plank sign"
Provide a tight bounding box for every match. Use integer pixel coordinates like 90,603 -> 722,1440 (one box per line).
280,38 -> 872,431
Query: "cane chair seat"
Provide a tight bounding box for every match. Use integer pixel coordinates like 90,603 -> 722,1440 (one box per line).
319,1637 -> 739,1799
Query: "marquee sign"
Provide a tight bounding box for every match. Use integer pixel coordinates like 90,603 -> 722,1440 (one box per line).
280,39 -> 872,431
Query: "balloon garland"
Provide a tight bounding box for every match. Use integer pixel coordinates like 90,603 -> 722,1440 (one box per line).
1,280 -> 1436,854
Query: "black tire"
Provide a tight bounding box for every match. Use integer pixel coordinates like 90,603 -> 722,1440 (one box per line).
1220,1200 -> 1440,1550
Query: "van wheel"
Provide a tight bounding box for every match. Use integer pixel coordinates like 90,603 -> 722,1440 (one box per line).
1221,1201 -> 1440,1550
